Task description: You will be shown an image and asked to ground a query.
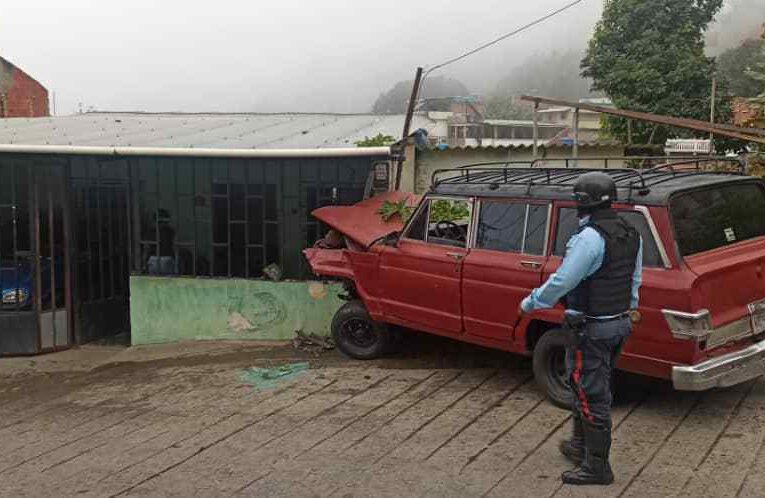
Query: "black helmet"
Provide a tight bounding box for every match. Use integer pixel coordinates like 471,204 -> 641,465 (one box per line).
573,172 -> 617,212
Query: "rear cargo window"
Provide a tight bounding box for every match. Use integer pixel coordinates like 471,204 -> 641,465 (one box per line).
671,183 -> 765,256
554,208 -> 663,267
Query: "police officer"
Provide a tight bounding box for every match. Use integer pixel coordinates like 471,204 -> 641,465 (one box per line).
519,172 -> 643,486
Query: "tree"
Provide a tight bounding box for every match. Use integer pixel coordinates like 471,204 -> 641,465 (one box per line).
485,50 -> 601,121
705,0 -> 765,56
718,39 -> 765,98
355,133 -> 396,147
581,0 -> 726,145
484,94 -> 534,120
372,76 -> 470,115
493,50 -> 599,102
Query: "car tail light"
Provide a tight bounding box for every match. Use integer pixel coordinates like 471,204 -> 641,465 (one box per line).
662,309 -> 713,341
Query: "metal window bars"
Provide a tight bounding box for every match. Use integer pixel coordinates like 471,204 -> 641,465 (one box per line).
0,162 -> 29,313
432,156 -> 744,201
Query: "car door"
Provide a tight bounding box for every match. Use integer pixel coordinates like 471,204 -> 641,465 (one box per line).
378,196 -> 473,336
462,199 -> 551,342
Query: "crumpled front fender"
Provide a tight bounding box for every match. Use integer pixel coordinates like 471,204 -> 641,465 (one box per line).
303,248 -> 355,280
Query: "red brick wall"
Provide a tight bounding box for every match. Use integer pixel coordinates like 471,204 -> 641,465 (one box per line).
732,98 -> 763,128
0,58 -> 49,118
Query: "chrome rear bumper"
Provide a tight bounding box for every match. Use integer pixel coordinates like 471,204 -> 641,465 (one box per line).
673,338 -> 765,391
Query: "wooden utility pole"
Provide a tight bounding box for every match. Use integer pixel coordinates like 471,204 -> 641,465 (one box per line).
396,67 -> 424,190
402,67 -> 424,140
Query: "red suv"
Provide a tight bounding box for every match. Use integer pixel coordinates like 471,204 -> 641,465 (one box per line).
304,161 -> 765,407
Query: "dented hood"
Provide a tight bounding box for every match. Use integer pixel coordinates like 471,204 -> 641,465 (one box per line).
311,191 -> 421,247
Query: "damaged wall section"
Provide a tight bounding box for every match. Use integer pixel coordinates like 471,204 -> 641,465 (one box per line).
129,277 -> 344,344
130,153 -> 387,342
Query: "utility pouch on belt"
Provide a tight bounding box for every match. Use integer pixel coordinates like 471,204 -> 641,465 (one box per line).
563,313 -> 587,348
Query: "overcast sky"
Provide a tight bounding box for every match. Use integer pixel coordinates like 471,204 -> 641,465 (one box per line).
0,0 -> 757,115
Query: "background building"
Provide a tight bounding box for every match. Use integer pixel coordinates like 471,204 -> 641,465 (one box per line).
0,57 -> 49,118
0,112 -> 394,354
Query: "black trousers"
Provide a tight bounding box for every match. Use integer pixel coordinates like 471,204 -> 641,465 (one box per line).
565,317 -> 632,427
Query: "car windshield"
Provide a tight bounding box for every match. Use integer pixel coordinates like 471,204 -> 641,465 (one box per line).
671,183 -> 765,256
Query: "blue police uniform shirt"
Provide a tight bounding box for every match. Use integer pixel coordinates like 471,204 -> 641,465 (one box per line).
521,215 -> 643,317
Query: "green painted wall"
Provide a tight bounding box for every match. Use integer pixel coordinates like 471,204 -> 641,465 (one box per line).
130,276 -> 344,345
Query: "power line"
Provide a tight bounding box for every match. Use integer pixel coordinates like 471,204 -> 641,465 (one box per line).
423,0 -> 584,78
416,0 -> 585,108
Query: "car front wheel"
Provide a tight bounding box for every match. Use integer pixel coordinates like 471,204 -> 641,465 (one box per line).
331,301 -> 390,360
532,329 -> 574,409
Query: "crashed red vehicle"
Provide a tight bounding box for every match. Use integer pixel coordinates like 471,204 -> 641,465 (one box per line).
304,161 -> 765,406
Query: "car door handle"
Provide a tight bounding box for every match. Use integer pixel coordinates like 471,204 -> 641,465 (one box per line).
446,252 -> 464,261
520,261 -> 542,269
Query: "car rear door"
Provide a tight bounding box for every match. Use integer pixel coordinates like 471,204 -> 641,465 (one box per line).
378,196 -> 473,336
462,199 -> 550,342
543,203 -> 674,370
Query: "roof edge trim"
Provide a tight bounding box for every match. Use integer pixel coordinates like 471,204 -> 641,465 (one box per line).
0,144 -> 391,159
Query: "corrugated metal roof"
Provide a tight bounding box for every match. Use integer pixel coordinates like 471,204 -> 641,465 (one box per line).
0,112 -> 437,149
482,119 -> 563,128
434,141 -> 623,151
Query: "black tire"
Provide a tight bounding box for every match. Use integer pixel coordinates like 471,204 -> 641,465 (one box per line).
331,301 -> 390,360
533,329 -> 574,409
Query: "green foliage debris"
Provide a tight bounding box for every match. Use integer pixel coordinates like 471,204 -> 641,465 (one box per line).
378,200 -> 414,222
355,133 -> 397,147
430,200 -> 470,223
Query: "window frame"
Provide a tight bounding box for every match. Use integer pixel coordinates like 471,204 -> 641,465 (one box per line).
471,198 -> 552,256
632,205 -> 671,268
400,195 -> 474,248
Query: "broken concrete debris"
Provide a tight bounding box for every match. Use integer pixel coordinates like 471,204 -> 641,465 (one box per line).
293,330 -> 334,355
263,263 -> 283,282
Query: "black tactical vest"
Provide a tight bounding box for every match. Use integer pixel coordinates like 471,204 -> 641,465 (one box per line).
565,209 -> 640,316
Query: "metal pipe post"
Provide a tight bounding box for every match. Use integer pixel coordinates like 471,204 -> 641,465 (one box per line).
533,100 -> 539,158
573,108 -> 580,166
709,77 -> 717,144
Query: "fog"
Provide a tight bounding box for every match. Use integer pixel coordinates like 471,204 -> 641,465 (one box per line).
0,0 -> 762,115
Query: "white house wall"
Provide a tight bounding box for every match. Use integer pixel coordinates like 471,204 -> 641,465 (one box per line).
413,145 -> 627,194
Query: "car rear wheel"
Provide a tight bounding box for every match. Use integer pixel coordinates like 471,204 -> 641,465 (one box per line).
331,301 -> 390,360
532,329 -> 574,409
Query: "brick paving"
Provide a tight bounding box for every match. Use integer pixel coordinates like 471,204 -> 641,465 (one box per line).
1,344 -> 764,498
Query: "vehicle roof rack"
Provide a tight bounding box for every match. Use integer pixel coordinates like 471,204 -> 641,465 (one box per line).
431,156 -> 743,202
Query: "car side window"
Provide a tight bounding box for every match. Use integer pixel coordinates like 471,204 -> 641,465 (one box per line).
618,211 -> 663,268
404,200 -> 429,241
476,201 -> 549,255
426,199 -> 471,248
553,208 -> 580,256
476,202 -> 525,252
525,205 -> 549,255
553,207 -> 663,267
